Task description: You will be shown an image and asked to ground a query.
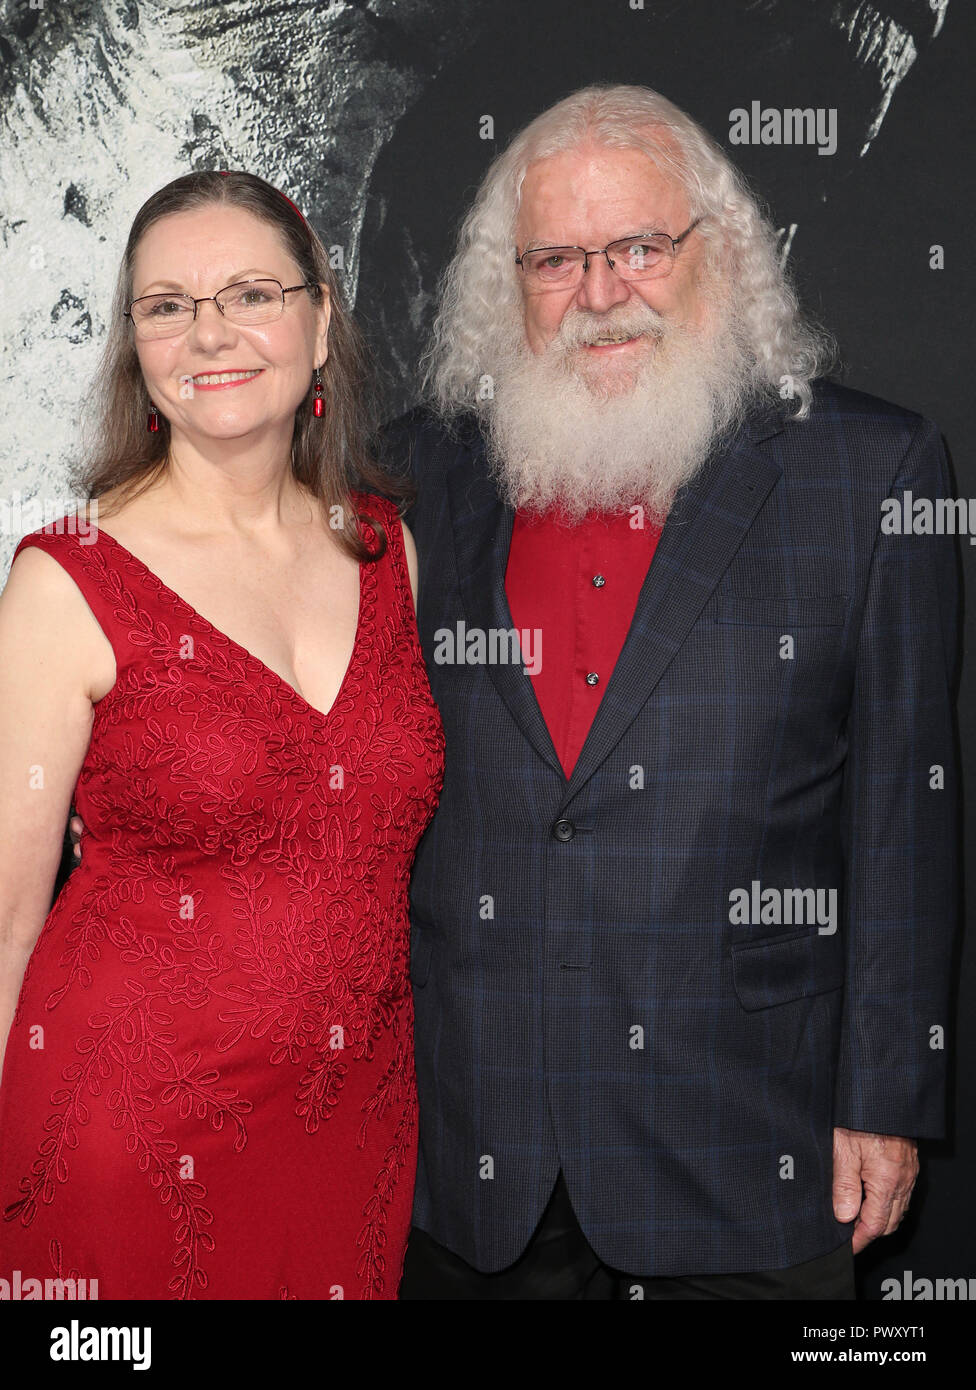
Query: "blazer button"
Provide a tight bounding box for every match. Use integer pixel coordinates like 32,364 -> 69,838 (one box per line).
553,819 -> 575,841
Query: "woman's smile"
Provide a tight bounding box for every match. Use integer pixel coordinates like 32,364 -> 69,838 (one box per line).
189,366 -> 266,390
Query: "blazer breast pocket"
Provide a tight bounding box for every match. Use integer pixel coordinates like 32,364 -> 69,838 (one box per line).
714,593 -> 848,628
730,925 -> 846,1010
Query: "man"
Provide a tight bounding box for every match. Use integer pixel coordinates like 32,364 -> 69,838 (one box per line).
387,84 -> 960,1298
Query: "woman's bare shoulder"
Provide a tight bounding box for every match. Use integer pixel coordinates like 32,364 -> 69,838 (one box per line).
2,544 -> 117,703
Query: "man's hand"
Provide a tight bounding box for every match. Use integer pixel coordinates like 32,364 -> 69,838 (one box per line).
832,1127 -> 919,1254
69,813 -> 84,860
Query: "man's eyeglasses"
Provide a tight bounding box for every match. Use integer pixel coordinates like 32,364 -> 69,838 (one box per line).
125,278 -> 316,340
515,216 -> 704,291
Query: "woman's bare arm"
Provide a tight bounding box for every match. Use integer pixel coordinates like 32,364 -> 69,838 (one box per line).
0,546 -> 111,1071
400,519 -> 419,615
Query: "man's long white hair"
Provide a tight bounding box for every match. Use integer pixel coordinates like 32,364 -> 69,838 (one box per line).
422,83 -> 838,423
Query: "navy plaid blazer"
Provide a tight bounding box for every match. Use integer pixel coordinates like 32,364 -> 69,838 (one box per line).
380,377 -> 960,1276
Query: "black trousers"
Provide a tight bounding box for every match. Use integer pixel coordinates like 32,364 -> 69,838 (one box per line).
399,1170 -> 856,1300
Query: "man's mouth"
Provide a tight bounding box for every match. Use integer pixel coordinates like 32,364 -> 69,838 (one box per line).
582,332 -> 645,350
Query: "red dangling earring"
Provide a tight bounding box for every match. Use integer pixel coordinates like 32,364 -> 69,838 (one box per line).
147,404 -> 159,433
313,366 -> 324,418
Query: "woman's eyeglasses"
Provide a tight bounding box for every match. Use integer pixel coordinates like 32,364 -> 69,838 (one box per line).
125,278 -> 315,340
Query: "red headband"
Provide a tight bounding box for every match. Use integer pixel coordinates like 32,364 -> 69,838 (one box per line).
217,170 -> 307,226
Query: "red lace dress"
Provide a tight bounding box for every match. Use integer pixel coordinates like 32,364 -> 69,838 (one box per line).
0,493 -> 444,1300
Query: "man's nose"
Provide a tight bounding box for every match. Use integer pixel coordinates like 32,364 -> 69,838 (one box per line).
575,254 -> 630,314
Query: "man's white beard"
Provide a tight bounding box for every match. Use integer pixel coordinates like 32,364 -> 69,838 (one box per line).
484,287 -> 759,523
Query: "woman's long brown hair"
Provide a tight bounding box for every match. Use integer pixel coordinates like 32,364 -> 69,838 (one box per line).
71,170 -> 413,560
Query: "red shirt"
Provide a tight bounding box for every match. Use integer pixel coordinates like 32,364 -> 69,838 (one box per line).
505,506 -> 663,778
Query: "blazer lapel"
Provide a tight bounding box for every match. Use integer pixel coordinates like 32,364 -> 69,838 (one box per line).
445,407 -> 786,794
447,440 -> 565,777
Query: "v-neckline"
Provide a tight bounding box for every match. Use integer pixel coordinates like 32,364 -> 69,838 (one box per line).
89,521 -> 368,728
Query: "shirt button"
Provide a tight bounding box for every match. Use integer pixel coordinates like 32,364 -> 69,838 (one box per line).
585,672 -> 599,686
592,574 -> 605,587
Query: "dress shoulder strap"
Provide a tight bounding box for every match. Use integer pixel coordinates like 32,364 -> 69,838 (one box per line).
10,515 -> 157,679
354,491 -> 413,617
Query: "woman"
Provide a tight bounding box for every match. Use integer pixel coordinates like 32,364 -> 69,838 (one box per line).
0,171 -> 444,1299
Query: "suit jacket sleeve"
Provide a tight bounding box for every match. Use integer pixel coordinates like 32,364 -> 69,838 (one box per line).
833,417 -> 961,1138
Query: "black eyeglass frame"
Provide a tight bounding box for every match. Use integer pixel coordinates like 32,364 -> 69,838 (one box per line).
514,216 -> 705,279
124,278 -> 317,327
